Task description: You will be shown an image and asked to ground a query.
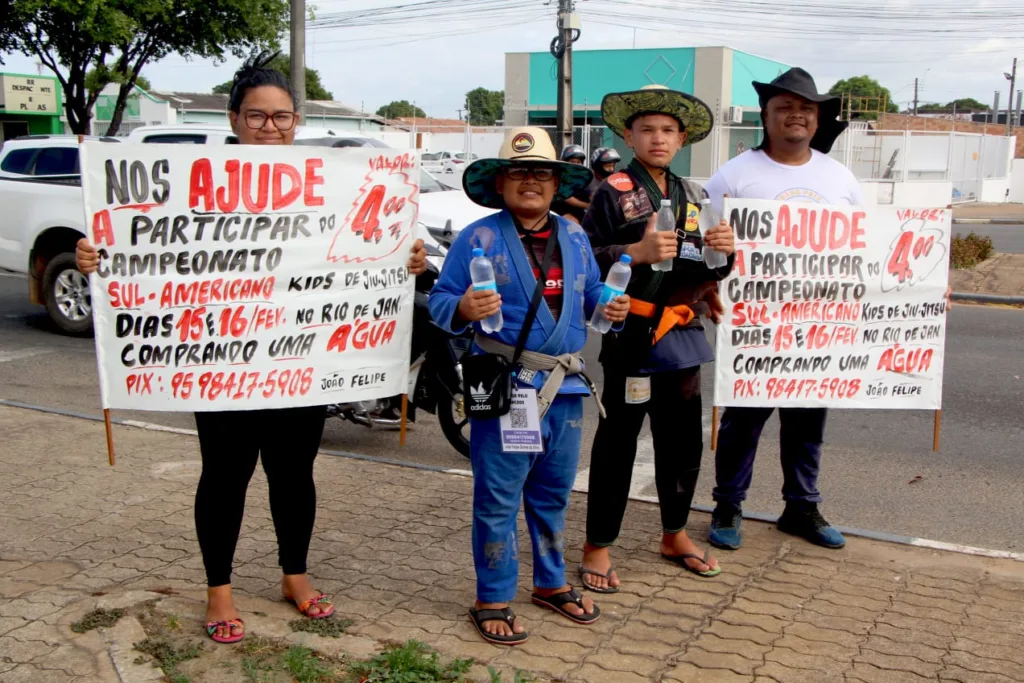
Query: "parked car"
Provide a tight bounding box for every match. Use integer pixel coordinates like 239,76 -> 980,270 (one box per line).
0,135 -> 123,333
0,135 -> 119,179
443,152 -> 478,175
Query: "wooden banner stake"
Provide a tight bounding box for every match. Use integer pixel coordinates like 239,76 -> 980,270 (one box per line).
399,394 -> 409,447
933,409 -> 942,452
103,409 -> 116,466
711,405 -> 720,451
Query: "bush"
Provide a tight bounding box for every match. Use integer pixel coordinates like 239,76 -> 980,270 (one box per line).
950,232 -> 995,269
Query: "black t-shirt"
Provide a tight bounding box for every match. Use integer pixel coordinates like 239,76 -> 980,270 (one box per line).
517,221 -> 563,320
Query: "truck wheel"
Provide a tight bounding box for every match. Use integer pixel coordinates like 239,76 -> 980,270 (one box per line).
43,252 -> 93,336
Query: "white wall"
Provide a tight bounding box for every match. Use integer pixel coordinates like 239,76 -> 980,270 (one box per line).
1010,159 -> 1024,203
979,178 -> 1012,203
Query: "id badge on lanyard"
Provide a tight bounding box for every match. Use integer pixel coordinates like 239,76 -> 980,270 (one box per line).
499,387 -> 543,453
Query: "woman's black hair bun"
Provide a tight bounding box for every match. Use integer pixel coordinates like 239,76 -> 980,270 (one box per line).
227,49 -> 299,113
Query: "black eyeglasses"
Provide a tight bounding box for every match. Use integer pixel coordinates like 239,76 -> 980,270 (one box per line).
243,110 -> 298,131
505,167 -> 555,181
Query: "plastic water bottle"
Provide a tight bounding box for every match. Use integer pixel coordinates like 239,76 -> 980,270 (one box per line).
699,199 -> 728,270
589,255 -> 633,334
470,247 -> 503,333
651,199 -> 675,272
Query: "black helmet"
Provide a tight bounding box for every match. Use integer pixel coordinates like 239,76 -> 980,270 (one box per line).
560,144 -> 586,162
591,147 -> 621,167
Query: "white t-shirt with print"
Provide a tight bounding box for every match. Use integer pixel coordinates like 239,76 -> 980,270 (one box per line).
704,149 -> 864,214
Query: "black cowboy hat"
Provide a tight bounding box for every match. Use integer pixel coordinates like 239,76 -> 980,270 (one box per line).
752,67 -> 848,154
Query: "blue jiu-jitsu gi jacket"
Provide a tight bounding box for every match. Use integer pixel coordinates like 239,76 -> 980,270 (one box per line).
428,209 -> 605,397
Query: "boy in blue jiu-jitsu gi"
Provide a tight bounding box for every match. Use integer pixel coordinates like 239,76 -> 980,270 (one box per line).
429,127 -> 630,646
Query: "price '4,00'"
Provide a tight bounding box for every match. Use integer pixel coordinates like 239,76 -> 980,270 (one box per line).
887,231 -> 935,284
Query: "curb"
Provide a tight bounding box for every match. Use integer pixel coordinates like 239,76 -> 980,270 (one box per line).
953,218 -> 1023,225
2,397 -> 1022,564
951,291 -> 1024,305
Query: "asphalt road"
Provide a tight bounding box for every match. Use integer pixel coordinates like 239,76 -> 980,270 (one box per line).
1,270 -> 1022,553
953,223 -> 1024,254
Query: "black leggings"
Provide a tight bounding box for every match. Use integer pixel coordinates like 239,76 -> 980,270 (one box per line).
586,366 -> 704,546
193,406 -> 327,587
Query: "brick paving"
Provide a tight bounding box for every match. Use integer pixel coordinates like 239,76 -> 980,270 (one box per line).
950,253 -> 1024,298
2,404 -> 1024,682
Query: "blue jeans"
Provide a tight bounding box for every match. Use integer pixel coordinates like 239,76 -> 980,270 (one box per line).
470,395 -> 583,604
712,407 -> 827,507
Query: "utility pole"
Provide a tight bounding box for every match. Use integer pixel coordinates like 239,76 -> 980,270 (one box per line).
912,78 -> 919,116
1005,57 -> 1017,137
555,0 -> 579,153
290,0 -> 307,116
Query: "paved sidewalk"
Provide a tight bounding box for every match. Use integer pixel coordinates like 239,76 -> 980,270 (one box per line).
950,253 -> 1024,299
952,203 -> 1024,223
2,405 -> 1024,683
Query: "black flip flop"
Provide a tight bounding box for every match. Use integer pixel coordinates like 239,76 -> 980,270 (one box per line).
468,606 -> 528,646
578,564 -> 619,594
531,588 -> 601,625
661,551 -> 722,578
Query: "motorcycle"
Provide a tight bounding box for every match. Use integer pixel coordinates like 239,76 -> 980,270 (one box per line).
327,221 -> 473,458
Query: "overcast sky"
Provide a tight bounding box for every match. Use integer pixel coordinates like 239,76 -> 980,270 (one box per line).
2,0 -> 1021,118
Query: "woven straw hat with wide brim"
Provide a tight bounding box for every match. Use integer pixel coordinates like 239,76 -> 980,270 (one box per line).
601,84 -> 714,145
462,126 -> 594,210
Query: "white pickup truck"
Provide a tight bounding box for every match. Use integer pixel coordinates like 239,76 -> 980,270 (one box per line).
0,131 -> 488,335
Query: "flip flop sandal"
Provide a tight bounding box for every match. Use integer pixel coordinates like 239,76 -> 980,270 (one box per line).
468,606 -> 528,646
206,618 -> 245,644
531,588 -> 601,625
662,551 -> 722,578
285,592 -> 335,619
578,564 -> 619,594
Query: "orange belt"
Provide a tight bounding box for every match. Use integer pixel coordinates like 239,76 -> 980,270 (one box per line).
629,299 -> 695,345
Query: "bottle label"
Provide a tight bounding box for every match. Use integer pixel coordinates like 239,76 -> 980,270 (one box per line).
598,285 -> 625,306
473,280 -> 497,292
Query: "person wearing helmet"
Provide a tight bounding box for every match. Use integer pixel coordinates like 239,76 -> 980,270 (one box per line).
553,145 -> 593,224
590,147 -> 621,182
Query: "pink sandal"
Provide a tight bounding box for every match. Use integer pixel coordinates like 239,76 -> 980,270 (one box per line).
286,592 -> 335,620
206,618 -> 245,644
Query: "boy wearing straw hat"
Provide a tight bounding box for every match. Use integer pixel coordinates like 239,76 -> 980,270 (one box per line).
577,85 -> 736,593
429,127 -> 630,645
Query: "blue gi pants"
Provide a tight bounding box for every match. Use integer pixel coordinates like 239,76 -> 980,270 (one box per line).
470,394 -> 583,604
712,407 -> 827,506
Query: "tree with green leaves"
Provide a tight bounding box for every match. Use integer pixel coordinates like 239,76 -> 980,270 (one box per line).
212,53 -> 333,101
86,68 -> 151,95
828,75 -> 899,120
376,100 -> 426,120
8,0 -> 289,136
465,87 -> 504,126
947,98 -> 989,112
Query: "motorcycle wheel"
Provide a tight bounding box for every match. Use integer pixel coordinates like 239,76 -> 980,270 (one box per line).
437,389 -> 471,459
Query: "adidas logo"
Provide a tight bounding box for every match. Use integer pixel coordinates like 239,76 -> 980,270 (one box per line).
470,383 -> 492,402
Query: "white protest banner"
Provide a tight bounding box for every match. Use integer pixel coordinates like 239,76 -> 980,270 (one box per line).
81,142 -> 418,411
713,199 -> 950,410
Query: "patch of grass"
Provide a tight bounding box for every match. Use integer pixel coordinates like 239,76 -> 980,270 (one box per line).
241,637 -> 285,683
289,617 -> 353,638
282,645 -> 346,682
71,608 -> 126,633
488,669 -> 534,683
166,614 -> 182,631
951,232 -> 995,269
133,638 -> 203,677
350,640 -> 473,682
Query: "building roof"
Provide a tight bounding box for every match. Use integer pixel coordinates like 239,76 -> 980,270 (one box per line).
149,91 -> 382,122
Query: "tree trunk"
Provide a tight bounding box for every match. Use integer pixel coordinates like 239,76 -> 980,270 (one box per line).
104,81 -> 135,137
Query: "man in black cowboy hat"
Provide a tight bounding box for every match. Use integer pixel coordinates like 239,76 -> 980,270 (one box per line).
703,67 -> 861,552
576,85 -> 736,592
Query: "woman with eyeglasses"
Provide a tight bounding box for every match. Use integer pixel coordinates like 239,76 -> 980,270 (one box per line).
75,52 -> 428,644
